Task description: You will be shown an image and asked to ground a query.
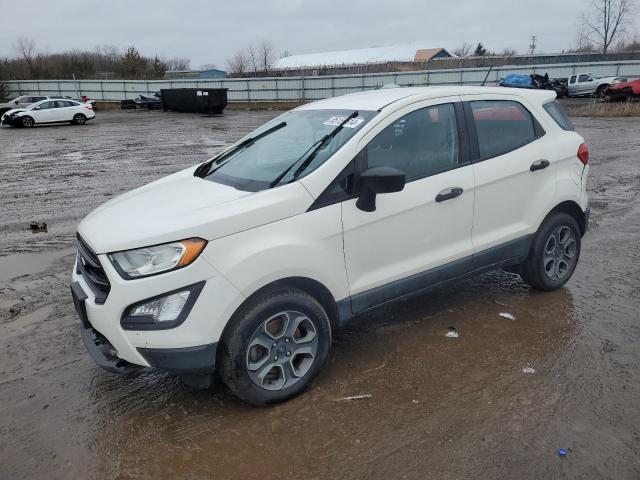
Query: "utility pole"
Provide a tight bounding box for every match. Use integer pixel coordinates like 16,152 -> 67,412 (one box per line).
529,36 -> 537,56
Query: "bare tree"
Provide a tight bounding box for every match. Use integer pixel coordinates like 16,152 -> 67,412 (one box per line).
226,51 -> 248,76
453,42 -> 472,57
164,56 -> 191,71
581,0 -> 635,53
13,37 -> 37,76
574,22 -> 596,52
500,47 -> 518,57
247,44 -> 259,75
258,39 -> 276,73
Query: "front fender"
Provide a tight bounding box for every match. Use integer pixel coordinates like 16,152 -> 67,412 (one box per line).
202,203 -> 350,305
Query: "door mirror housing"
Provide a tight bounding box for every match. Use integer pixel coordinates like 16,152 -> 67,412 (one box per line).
14,100 -> 19,105
356,166 -> 405,212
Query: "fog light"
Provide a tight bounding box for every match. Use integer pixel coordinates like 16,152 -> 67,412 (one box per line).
121,281 -> 205,331
130,291 -> 190,322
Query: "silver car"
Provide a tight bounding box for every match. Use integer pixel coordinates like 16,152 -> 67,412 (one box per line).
567,73 -> 625,98
0,95 -> 50,116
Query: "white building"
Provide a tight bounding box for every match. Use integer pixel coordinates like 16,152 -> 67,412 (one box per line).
274,44 -> 452,70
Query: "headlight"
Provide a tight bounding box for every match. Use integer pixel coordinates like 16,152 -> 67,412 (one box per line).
109,238 -> 207,279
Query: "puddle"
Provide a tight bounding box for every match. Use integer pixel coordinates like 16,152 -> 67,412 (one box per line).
0,248 -> 75,284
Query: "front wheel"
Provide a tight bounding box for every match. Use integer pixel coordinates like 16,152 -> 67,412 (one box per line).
219,286 -> 331,406
21,116 -> 34,128
520,212 -> 581,291
73,113 -> 87,125
596,85 -> 609,98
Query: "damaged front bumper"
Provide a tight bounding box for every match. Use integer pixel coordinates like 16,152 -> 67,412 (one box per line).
71,280 -> 218,377
0,114 -> 19,126
72,281 -> 140,374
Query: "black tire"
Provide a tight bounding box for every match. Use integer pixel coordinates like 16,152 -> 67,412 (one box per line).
73,113 -> 87,125
520,212 -> 581,291
219,285 -> 331,406
21,116 -> 34,128
596,85 -> 609,98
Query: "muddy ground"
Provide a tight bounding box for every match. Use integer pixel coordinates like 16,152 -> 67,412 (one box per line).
0,110 -> 639,480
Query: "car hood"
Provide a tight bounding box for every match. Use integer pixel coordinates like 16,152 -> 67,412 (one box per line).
2,108 -> 26,116
78,166 -> 314,253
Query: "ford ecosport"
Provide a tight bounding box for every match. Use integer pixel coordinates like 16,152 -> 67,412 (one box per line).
71,86 -> 589,405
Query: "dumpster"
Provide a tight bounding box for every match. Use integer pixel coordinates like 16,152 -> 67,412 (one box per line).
160,88 -> 228,114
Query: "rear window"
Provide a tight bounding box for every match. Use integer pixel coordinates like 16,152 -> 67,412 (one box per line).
470,100 -> 540,159
543,100 -> 574,131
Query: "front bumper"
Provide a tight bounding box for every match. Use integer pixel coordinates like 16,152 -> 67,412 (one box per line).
71,243 -> 244,375
1,115 -> 19,126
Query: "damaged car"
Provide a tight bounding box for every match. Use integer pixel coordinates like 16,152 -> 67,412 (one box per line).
567,73 -> 626,98
1,98 -> 95,127
603,78 -> 640,102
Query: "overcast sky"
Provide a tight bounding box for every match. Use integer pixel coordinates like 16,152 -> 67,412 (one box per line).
2,0 -> 638,69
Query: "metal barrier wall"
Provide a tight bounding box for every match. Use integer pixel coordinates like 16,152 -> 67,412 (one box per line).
5,60 -> 640,102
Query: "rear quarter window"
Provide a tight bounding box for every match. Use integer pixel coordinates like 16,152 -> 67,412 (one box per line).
469,100 -> 543,159
543,100 -> 574,131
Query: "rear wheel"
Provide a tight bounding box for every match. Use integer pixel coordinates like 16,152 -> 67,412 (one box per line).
520,212 -> 581,291
21,116 -> 34,128
73,113 -> 87,125
219,286 -> 331,406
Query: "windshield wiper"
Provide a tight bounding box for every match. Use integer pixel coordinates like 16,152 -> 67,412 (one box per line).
269,111 -> 359,188
194,121 -> 287,178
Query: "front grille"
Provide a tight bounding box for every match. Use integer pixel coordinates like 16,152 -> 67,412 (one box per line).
76,234 -> 110,304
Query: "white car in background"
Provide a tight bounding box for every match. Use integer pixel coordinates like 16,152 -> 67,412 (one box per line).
1,98 -> 95,127
567,73 -> 626,98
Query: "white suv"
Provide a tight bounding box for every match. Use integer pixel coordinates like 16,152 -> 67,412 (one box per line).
71,86 -> 590,405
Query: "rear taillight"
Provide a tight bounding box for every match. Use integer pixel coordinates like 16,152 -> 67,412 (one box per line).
577,143 -> 589,165
83,104 -> 93,110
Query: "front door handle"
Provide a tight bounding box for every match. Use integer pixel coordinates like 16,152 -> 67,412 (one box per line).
435,187 -> 463,203
530,159 -> 550,172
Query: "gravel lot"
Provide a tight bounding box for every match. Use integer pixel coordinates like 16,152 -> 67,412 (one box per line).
1,110 -> 639,480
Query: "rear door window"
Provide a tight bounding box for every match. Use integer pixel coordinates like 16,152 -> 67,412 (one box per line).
578,74 -> 592,83
469,100 -> 541,159
543,100 -> 574,131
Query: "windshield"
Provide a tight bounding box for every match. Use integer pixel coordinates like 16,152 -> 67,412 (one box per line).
203,109 -> 377,191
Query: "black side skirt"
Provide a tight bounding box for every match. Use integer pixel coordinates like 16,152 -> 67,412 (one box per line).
337,234 -> 533,325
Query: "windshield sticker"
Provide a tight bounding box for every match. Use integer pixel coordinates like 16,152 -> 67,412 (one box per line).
323,116 -> 364,129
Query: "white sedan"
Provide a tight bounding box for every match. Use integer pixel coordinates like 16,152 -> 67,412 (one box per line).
1,98 -> 95,127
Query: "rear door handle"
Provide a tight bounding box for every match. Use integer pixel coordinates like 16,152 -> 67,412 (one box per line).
530,159 -> 550,172
435,187 -> 463,202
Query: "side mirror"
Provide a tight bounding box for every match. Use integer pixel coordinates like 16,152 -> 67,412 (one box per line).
34,106 -> 40,110
14,100 -> 19,105
356,166 -> 405,212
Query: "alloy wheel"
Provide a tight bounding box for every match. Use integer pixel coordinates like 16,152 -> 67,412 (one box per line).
245,310 -> 318,391
543,225 -> 577,281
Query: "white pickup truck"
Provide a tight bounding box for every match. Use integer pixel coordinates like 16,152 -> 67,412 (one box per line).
567,73 -> 626,98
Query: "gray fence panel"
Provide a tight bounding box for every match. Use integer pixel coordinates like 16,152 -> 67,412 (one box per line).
5,60 -> 639,102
